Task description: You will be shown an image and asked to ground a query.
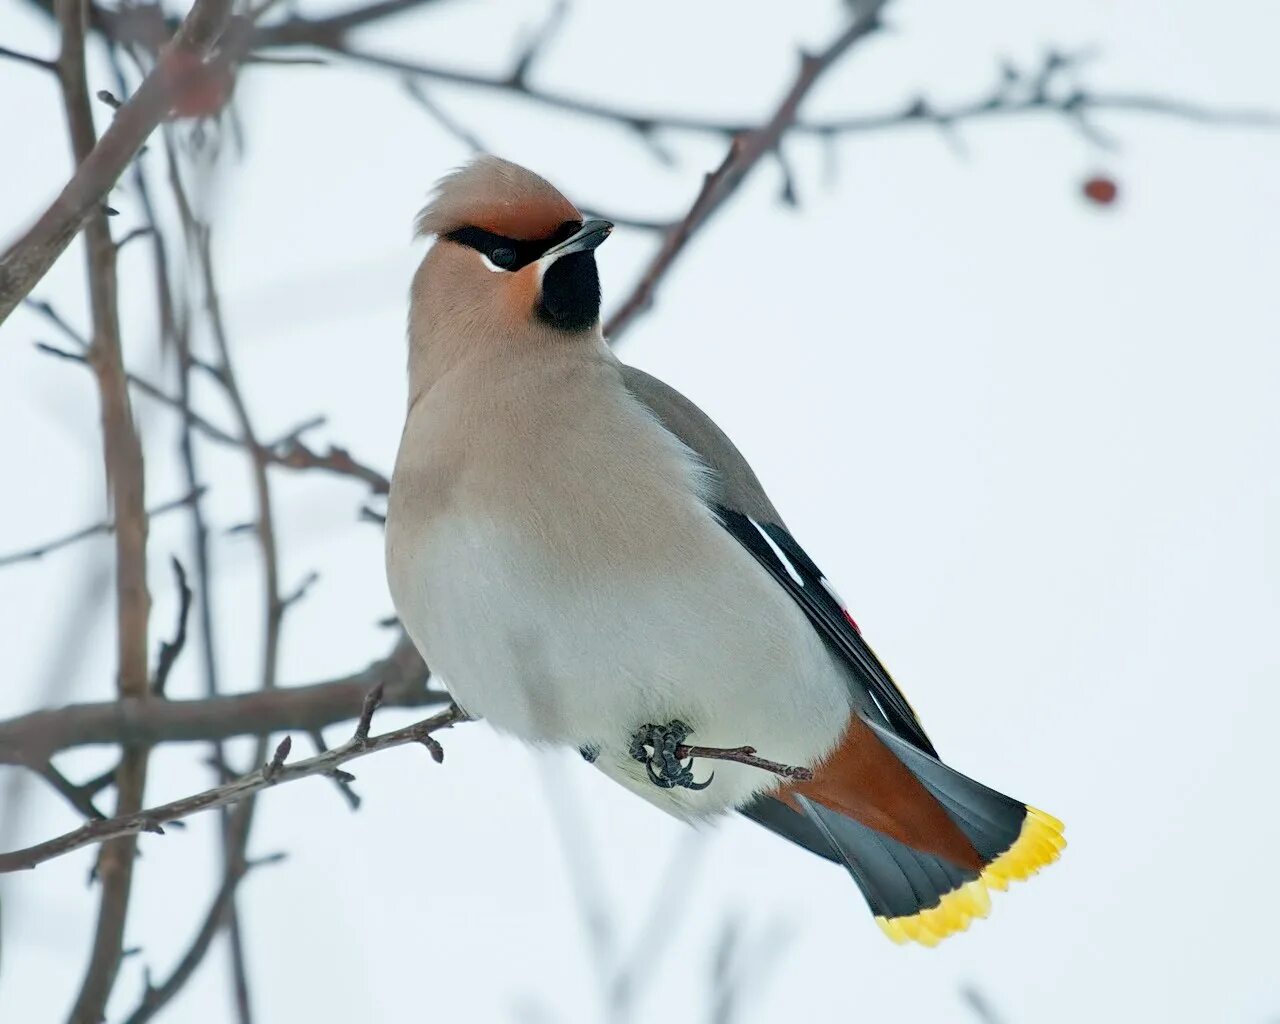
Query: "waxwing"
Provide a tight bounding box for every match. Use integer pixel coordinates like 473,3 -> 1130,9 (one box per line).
385,156 -> 1063,945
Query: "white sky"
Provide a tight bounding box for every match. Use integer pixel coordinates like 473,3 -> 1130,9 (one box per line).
1,0 -> 1278,1021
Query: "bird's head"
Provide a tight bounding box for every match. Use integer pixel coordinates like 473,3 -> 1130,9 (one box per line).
409,156 -> 613,386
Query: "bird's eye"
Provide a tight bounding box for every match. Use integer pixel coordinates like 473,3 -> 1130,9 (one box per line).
490,247 -> 516,269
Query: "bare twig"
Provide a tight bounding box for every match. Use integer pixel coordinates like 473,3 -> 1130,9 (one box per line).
308,729 -> 361,809
0,489 -> 203,568
675,744 -> 813,782
605,0 -> 890,341
269,436 -> 390,494
0,703 -> 468,873
151,558 -> 193,696
27,759 -> 107,820
0,43 -> 57,71
402,77 -> 485,153
32,336 -> 391,491
0,0 -> 235,326
119,853 -> 284,1024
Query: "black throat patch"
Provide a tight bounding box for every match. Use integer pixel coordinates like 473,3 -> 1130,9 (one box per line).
536,250 -> 601,333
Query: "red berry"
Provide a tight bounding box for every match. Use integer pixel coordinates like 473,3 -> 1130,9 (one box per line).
160,50 -> 233,120
1082,176 -> 1119,206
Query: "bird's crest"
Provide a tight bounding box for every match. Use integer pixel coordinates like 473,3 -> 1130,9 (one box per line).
415,155 -> 580,241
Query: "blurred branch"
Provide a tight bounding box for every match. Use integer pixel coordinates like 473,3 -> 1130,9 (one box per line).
0,0 -> 234,327
0,489 -> 203,569
606,0 -> 890,341
0,634 -> 436,763
49,0 -> 156,1015
170,133 -> 290,1016
121,852 -> 285,1024
961,985 -> 1008,1024
805,50 -> 1280,140
0,693 -> 468,873
0,43 -> 58,71
150,558 -> 193,697
31,321 -> 391,493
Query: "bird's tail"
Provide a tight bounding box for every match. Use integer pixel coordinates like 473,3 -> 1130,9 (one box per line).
783,720 -> 1064,946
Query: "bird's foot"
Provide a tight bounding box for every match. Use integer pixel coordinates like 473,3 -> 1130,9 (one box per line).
579,743 -> 600,764
628,720 -> 713,791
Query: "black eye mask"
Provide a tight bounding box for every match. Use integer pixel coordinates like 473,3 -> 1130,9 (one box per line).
444,220 -> 582,271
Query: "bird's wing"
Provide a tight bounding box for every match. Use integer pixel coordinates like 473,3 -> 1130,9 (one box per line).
621,365 -> 936,758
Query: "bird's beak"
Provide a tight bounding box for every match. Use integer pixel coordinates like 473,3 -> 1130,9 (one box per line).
541,219 -> 614,260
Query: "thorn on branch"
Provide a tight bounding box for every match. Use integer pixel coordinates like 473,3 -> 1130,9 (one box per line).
246,851 -> 288,869
115,226 -> 154,251
263,736 -> 291,782
308,729 -> 361,809
280,570 -> 320,610
354,683 -> 385,745
418,734 -> 445,763
773,146 -> 799,207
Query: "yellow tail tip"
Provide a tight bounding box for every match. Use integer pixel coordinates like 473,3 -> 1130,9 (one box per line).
875,805 -> 1065,947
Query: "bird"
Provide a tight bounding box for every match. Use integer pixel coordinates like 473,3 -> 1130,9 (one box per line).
385,155 -> 1064,946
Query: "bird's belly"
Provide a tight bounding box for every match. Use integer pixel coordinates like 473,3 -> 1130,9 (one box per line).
397,509 -> 851,818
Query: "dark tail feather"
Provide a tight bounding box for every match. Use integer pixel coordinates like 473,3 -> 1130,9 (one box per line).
776,722 -> 1064,946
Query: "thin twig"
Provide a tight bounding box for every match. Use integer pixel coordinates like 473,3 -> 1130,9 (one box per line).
675,745 -> 813,782
605,0 -> 890,341
0,704 -> 468,873
0,490 -> 203,568
151,558 -> 194,696
0,44 -> 57,71
119,853 -> 284,1024
28,760 -> 107,820
32,335 -> 390,490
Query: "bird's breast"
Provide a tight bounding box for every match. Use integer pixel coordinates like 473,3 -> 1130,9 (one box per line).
385,355 -> 849,813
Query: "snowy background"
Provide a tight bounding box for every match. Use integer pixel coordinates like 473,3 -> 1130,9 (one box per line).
2,0 -> 1279,1020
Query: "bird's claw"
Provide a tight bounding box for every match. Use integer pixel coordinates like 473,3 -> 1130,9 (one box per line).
629,720 -> 714,791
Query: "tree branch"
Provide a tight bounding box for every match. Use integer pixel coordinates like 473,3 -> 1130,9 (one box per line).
0,0 -> 234,327
0,489 -> 203,569
50,0 -> 155,1015
120,852 -> 285,1024
0,701 -> 468,873
0,634 -> 435,764
605,0 -> 889,341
